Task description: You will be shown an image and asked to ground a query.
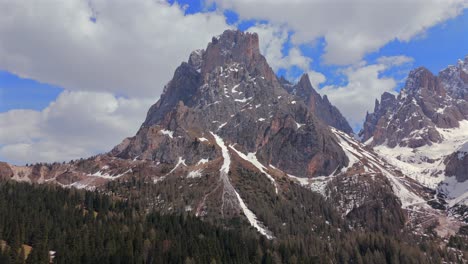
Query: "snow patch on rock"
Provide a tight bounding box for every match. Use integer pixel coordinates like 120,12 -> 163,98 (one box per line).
197,158 -> 209,165
160,129 -> 174,138
229,145 -> 278,194
187,169 -> 203,178
374,120 -> 468,188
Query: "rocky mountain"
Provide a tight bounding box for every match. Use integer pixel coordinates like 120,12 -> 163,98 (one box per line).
360,64 -> 468,148
114,30 -> 348,179
0,30 -> 355,237
440,56 -> 468,100
282,74 -> 354,134
360,56 -> 468,222
0,30 -> 466,254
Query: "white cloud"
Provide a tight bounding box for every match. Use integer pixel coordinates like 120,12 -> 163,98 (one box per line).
377,55 -> 414,66
247,24 -> 290,71
247,23 -> 326,87
320,56 -> 413,128
306,71 -> 326,88
0,91 -> 153,164
1,0 -> 464,164
0,110 -> 41,144
211,0 -> 467,65
0,0 -> 231,164
0,0 -> 230,98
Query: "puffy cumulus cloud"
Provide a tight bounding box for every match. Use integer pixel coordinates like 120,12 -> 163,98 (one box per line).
247,24 -> 325,87
306,71 -> 326,89
377,55 -> 414,67
0,110 -> 42,144
0,0 -> 230,98
211,0 -> 467,65
320,56 -> 413,129
247,24 -> 290,71
0,91 -> 153,164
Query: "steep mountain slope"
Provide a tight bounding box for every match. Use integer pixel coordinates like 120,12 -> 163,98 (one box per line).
360,65 -> 468,148
360,56 -> 468,221
0,30 -> 354,239
0,31 -> 465,250
113,30 -> 348,178
282,74 -> 354,134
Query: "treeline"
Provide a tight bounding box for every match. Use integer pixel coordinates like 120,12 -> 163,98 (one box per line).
0,182 -> 268,263
0,181 -> 466,263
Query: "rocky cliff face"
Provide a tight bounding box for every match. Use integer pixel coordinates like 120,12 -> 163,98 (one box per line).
439,56 -> 468,100
360,64 -> 468,148
1,30 -> 465,241
0,30 -> 355,238
113,30 -> 348,178
283,74 -> 354,134
360,57 -> 468,220
445,143 -> 468,182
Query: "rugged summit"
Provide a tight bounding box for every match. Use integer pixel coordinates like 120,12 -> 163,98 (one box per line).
360,64 -> 468,148
1,30 -> 356,238
360,57 -> 468,221
114,30 -> 348,178
283,74 -> 354,134
439,56 -> 468,100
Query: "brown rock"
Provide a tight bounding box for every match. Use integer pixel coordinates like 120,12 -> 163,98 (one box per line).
0,162 -> 13,180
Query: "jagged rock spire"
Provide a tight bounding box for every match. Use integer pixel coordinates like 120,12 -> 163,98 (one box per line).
284,73 -> 353,134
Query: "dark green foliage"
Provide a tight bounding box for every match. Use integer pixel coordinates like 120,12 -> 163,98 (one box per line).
0,181 -> 463,263
0,182 -> 263,263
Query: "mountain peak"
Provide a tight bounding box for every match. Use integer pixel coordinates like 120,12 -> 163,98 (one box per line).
298,73 -> 312,86
198,30 -> 278,84
214,29 -> 260,52
361,57 -> 468,148
406,67 -> 433,84
201,30 -> 259,72
403,66 -> 446,97
459,54 -> 468,66
439,54 -> 468,100
284,73 -> 353,134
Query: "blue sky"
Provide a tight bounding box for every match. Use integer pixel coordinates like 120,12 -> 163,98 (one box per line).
0,71 -> 62,112
0,0 -> 466,164
1,2 -> 466,111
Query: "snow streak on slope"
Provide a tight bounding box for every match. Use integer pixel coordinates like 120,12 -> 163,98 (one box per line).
331,127 -> 425,208
374,120 -> 468,189
210,133 -> 231,174
229,145 -> 278,194
210,132 -> 273,239
234,191 -> 274,239
90,169 -> 132,180
440,176 -> 468,207
168,157 -> 186,174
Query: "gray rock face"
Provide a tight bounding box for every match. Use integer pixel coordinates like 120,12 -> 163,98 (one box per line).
439,56 -> 468,100
359,92 -> 397,143
114,29 -> 348,177
360,62 -> 468,148
283,74 -> 354,134
445,145 -> 468,182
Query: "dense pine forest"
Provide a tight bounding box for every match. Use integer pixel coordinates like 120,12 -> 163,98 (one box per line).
0,181 -> 466,263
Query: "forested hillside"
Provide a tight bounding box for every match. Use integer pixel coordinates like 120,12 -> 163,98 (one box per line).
0,181 -> 465,263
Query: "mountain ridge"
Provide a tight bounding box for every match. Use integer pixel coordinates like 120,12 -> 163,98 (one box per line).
0,30 -> 467,254
282,73 -> 354,134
